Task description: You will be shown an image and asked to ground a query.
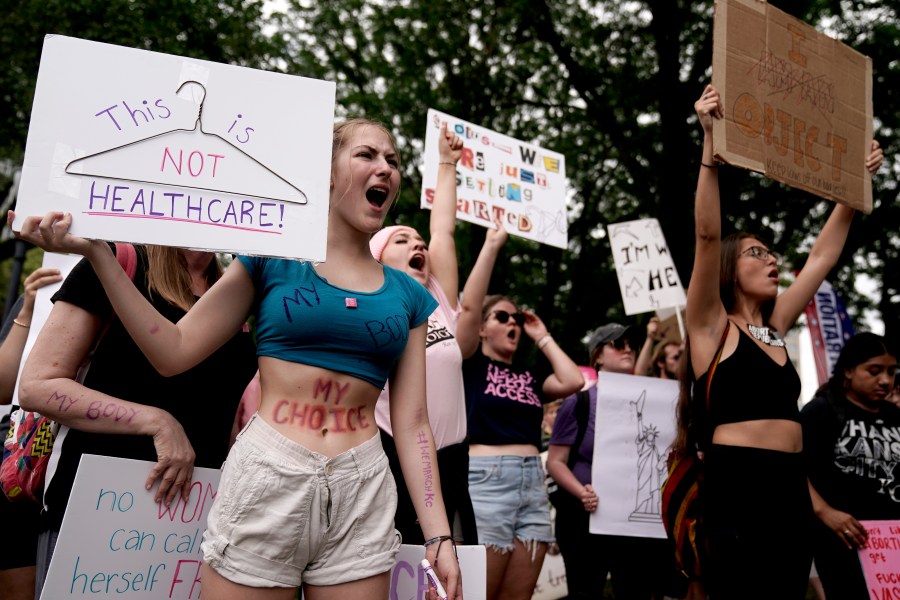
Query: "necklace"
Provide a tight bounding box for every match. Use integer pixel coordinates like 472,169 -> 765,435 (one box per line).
747,323 -> 785,347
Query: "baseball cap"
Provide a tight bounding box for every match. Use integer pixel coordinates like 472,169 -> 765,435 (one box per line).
587,323 -> 633,357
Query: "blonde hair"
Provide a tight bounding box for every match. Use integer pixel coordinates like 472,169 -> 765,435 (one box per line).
144,246 -> 222,312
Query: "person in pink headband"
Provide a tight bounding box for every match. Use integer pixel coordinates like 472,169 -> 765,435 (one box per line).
369,122 -> 507,548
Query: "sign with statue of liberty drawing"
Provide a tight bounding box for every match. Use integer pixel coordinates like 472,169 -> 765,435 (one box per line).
590,372 -> 678,538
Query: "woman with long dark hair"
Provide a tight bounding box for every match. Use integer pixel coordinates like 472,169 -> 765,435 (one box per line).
802,332 -> 898,599
677,84 -> 883,599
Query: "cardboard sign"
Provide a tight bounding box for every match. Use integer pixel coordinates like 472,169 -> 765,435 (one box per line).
390,544 -> 486,599
14,35 -> 335,259
858,520 -> 900,599
41,455 -> 220,599
590,373 -> 678,538
607,218 -> 686,316
712,0 -> 873,212
421,109 -> 568,249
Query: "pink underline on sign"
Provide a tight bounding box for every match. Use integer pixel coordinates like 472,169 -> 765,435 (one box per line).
83,212 -> 283,235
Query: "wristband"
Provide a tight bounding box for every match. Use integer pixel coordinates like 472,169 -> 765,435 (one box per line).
537,334 -> 554,350
13,319 -> 30,328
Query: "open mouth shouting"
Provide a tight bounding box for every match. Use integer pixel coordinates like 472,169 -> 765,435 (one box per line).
409,252 -> 426,274
366,186 -> 389,209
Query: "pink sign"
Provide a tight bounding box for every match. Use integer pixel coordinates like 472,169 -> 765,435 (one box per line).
858,520 -> 900,599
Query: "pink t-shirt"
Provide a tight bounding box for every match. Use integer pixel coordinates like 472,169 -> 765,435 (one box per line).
375,276 -> 466,449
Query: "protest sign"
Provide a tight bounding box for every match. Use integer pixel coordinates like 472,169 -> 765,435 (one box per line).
803,279 -> 855,386
607,218 -> 686,316
14,35 -> 335,260
858,520 -> 900,599
41,455 -> 219,599
532,550 -> 567,600
590,373 -> 678,538
421,109 -> 568,249
712,0 -> 873,212
390,544 -> 486,599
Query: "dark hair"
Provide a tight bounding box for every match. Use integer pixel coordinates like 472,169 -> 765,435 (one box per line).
826,332 -> 896,393
672,336 -> 694,455
720,232 -> 776,323
652,341 -> 681,377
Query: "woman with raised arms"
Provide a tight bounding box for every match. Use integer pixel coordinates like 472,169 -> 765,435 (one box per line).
14,118 -> 462,600
678,84 -> 883,599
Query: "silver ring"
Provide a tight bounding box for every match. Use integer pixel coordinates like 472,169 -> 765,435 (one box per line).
844,529 -> 851,535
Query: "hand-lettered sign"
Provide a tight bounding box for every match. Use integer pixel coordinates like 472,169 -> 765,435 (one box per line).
590,373 -> 678,539
607,218 -> 686,316
712,0 -> 873,212
41,455 -> 220,599
421,109 -> 569,249
390,544 -> 486,600
14,35 -> 335,259
858,520 -> 900,600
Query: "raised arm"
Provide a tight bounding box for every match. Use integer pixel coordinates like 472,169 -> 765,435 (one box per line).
686,85 -> 728,372
523,312 -> 584,400
11,211 -> 253,376
769,140 -> 884,333
429,123 -> 465,309
0,267 -> 62,402
389,322 -> 462,599
456,220 -> 509,358
18,301 -> 195,505
633,316 -> 659,377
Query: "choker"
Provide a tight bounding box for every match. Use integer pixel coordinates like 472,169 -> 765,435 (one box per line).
747,324 -> 785,347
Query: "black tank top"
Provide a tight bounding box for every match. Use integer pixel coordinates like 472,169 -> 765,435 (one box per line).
697,325 -> 801,430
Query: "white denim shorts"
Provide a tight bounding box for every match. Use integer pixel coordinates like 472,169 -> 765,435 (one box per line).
202,414 -> 401,587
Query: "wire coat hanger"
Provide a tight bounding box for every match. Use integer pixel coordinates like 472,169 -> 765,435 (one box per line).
66,80 -> 308,204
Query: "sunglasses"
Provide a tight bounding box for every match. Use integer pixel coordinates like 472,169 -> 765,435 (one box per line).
492,310 -> 526,327
607,338 -> 632,351
740,245 -> 782,266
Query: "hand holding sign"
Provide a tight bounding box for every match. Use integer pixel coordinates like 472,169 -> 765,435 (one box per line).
9,210 -> 99,258
439,122 -> 464,165
695,84 -> 724,133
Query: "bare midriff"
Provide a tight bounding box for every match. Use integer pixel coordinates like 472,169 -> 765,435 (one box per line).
469,443 -> 539,457
257,356 -> 381,457
712,419 -> 802,453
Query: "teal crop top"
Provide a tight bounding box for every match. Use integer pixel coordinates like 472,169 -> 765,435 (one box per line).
237,256 -> 437,388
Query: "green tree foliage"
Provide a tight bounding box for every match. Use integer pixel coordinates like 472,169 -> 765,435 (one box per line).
274,0 -> 899,353
0,0 -> 285,306
1,1 -> 897,352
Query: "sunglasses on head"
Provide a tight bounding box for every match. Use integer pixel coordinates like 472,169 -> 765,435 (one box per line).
493,310 -> 526,327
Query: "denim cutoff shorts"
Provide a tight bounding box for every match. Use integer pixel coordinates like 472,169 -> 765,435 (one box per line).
468,455 -> 554,550
202,414 -> 401,587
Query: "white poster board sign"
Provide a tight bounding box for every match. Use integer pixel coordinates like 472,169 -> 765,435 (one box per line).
607,218 -> 686,315
531,549 -> 568,600
421,109 -> 568,249
9,252 -> 81,408
41,455 -> 220,599
590,373 -> 678,538
390,544 -> 486,600
14,35 -> 335,260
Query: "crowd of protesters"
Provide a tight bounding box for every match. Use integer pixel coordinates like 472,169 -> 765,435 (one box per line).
0,79 -> 891,600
